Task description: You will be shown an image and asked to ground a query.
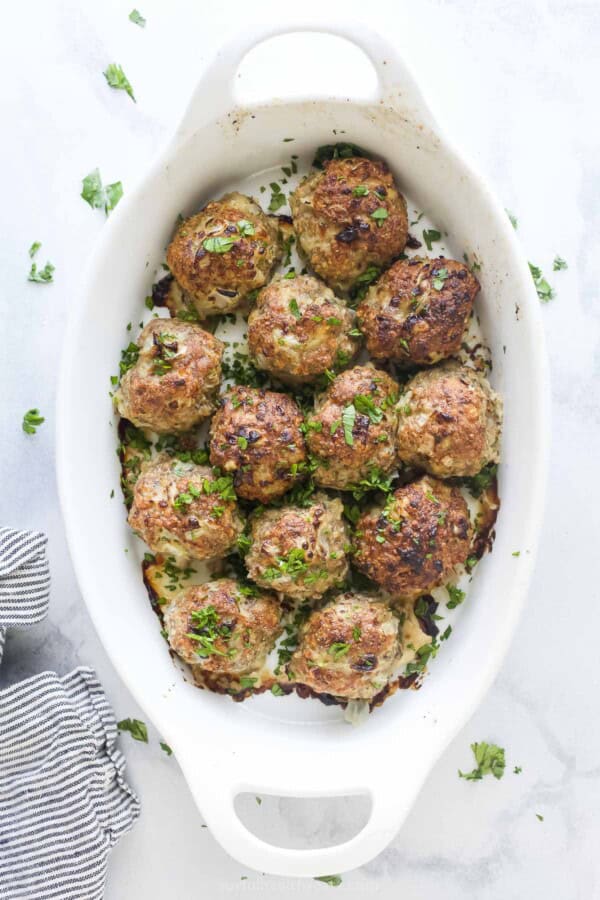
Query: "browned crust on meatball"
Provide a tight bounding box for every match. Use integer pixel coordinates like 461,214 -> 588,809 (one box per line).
305,365 -> 399,490
357,257 -> 479,365
290,157 -> 408,292
166,192 -> 282,316
115,319 -> 223,433
353,476 -> 472,599
209,386 -> 307,503
289,592 -> 402,700
247,274 -> 358,383
163,578 -> 282,673
397,362 -> 502,477
128,456 -> 243,562
245,494 -> 349,599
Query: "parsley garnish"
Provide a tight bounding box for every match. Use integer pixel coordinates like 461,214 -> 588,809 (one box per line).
282,234 -> 295,266
237,219 -> 255,237
28,243 -> 55,283
446,584 -> 466,609
354,394 -> 383,424
22,409 -> 45,434
459,742 -> 505,781
349,466 -> 394,500
312,142 -> 368,168
314,875 -> 342,886
203,236 -> 236,253
117,718 -> 148,743
103,63 -> 136,102
349,265 -> 381,303
237,435 -> 248,449
119,341 -> 140,377
187,605 -> 232,658
341,404 -> 356,446
263,548 -> 308,581
460,463 -> 497,497
371,207 -> 388,227
353,185 -> 369,197
422,229 -> 441,251
129,9 -> 146,26
329,642 -> 350,660
81,169 -> 123,215
268,182 -> 286,212
506,209 -> 518,229
271,683 -> 284,696
529,262 -> 555,302
432,267 -> 449,290
160,741 -> 172,755
553,255 -> 567,271
239,676 -> 257,689
289,297 -> 302,319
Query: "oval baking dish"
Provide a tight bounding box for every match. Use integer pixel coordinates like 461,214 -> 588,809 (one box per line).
56,22 -> 550,878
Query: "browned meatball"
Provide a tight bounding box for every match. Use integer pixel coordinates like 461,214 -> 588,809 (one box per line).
245,495 -> 349,600
357,257 -> 479,366
397,362 -> 502,477
115,319 -> 223,434
128,455 -> 243,562
290,157 -> 408,292
166,192 -> 281,317
353,476 -> 472,599
247,274 -> 357,383
289,593 -> 402,700
305,365 -> 399,490
209,387 -> 307,503
163,578 -> 282,673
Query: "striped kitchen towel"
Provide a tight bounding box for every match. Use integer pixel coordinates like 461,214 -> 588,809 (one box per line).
0,527 -> 50,663
0,668 -> 141,899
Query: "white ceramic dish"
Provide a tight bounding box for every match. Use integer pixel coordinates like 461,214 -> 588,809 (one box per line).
57,23 -> 550,878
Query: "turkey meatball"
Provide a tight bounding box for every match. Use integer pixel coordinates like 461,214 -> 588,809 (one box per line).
397,361 -> 502,478
245,494 -> 349,600
353,476 -> 472,599
128,455 -> 243,562
290,157 -> 408,293
289,593 -> 402,700
357,257 -> 479,366
115,319 -> 223,434
247,274 -> 357,383
166,192 -> 281,317
163,578 -> 282,673
305,365 -> 399,490
209,387 -> 307,503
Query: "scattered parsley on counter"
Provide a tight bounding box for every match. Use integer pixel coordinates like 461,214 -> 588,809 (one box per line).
459,742 -> 505,781
553,255 -> 568,271
103,63 -> 136,102
536,813 -> 544,821
528,262 -> 554,303
29,241 -> 41,258
514,765 -> 522,774
314,875 -> 342,887
160,741 -> 172,756
28,259 -> 55,283
506,209 -> 518,230
129,8 -> 146,27
22,409 -> 45,435
81,169 -> 123,216
117,718 -> 148,743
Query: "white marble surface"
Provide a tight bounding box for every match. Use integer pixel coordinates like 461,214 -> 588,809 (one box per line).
1,0 -> 598,896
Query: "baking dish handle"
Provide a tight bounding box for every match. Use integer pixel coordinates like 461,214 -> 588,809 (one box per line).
186,771 -> 423,878
174,21 -> 437,142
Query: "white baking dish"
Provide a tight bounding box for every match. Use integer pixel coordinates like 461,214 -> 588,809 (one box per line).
56,22 -> 550,878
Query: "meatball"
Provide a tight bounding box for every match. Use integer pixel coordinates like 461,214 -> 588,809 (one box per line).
357,257 -> 479,366
290,157 -> 408,292
353,476 -> 472,599
166,192 -> 281,317
247,274 -> 357,383
397,361 -> 502,478
289,593 -> 402,700
163,578 -> 282,674
245,495 -> 349,600
128,455 -> 243,562
115,319 -> 223,434
305,365 -> 399,490
209,387 -> 307,503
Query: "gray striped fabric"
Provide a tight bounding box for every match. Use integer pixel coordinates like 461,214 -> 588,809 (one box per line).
0,528 -> 50,663
0,668 -> 141,899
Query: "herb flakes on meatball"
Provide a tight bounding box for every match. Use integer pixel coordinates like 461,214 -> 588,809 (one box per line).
115,318 -> 223,434
305,364 -> 399,491
166,192 -> 282,317
247,274 -> 358,383
163,578 -> 282,674
357,256 -> 479,365
289,592 -> 402,700
128,455 -> 243,562
209,386 -> 307,503
353,476 -> 472,599
397,361 -> 502,478
290,157 -> 408,292
245,494 -> 350,600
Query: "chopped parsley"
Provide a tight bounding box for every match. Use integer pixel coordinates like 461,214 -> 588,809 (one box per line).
22,409 -> 45,434
282,234 -> 295,265
81,169 -> 123,215
289,297 -> 302,319
446,584 -> 466,609
28,243 -> 55,283
160,741 -> 172,756
271,683 -> 284,696
529,262 -> 555,302
422,228 -> 441,251
313,142 -> 368,168
460,463 -> 497,498
371,207 -> 388,227
329,642 -> 350,660
203,235 -> 236,253
103,63 -> 136,102
459,742 -> 505,781
432,267 -> 449,291
352,185 -> 369,196
506,209 -> 518,229
349,466 -> 394,500
341,404 -> 356,446
553,255 -> 568,271
349,265 -> 381,303
268,182 -> 286,212
237,435 -> 248,449
314,874 -> 343,886
239,676 -> 257,689
29,241 -> 41,258
514,765 -> 522,774
119,341 -> 139,377
263,547 -> 308,581
187,605 -> 233,658
354,394 -> 383,424
536,813 -> 544,822
237,219 -> 255,237
129,8 -> 146,26
117,718 -> 148,743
